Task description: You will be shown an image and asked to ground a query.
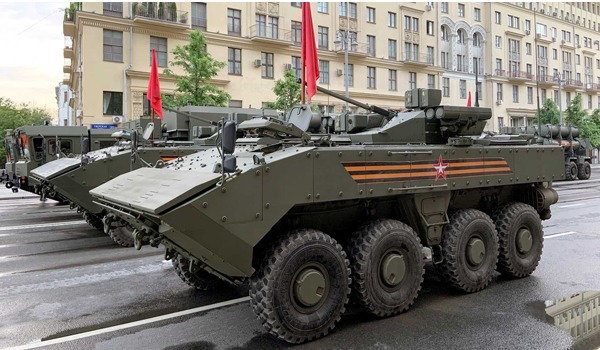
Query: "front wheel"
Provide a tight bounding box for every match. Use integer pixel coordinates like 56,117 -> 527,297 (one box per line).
565,162 -> 578,181
577,161 -> 591,180
108,225 -> 135,247
5,181 -> 13,189
250,229 -> 351,344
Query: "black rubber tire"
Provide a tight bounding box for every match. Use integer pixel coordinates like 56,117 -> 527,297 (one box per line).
108,225 -> 135,247
492,203 -> 544,278
171,254 -> 226,291
83,212 -> 104,231
565,162 -> 578,181
249,229 -> 351,344
347,219 -> 424,317
577,161 -> 591,180
439,209 -> 499,293
5,182 -> 13,189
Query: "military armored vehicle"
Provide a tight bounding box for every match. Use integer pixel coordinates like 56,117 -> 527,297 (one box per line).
91,87 -> 563,343
4,125 -> 117,192
31,107 -> 278,247
502,124 -> 593,181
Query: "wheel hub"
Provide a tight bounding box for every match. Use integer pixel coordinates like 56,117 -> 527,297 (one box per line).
516,228 -> 533,253
466,237 -> 485,266
380,253 -> 405,287
294,268 -> 326,307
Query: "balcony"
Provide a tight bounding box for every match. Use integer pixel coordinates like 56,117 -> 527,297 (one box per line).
133,4 -> 189,28
507,70 -> 534,82
401,53 -> 434,66
248,25 -> 291,45
63,8 -> 76,37
536,75 -> 557,86
563,79 -> 584,90
63,73 -> 70,85
508,51 -> 521,61
63,36 -> 73,59
585,83 -> 600,92
335,42 -> 369,57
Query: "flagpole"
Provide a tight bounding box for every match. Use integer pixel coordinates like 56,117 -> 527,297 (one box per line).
301,42 -> 306,104
151,109 -> 155,145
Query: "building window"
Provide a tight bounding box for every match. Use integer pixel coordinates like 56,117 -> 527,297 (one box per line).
441,25 -> 449,41
476,82 -> 482,100
261,52 -> 274,79
441,51 -> 449,69
103,2 -> 123,17
527,87 -> 533,104
441,2 -> 448,13
388,39 -> 397,60
443,77 -> 450,97
427,21 -> 434,35
388,70 -> 397,91
367,66 -> 376,89
388,12 -> 396,27
229,99 -> 243,107
457,54 -> 466,72
495,11 -> 501,24
367,35 -> 376,56
291,2 -> 301,7
498,117 -> 504,130
191,2 -> 207,31
474,8 -> 481,21
227,8 -> 241,36
458,3 -> 465,17
512,85 -> 519,103
526,43 -> 531,55
103,91 -> 122,115
349,3 -> 357,19
566,92 -> 571,104
367,7 -> 375,23
150,36 -> 167,67
317,2 -> 328,13
495,36 -> 501,48
347,64 -> 354,87
553,49 -> 558,60
404,16 -> 419,32
460,79 -> 466,99
292,56 -> 301,79
409,72 -> 417,90
497,83 -> 503,102
525,19 -> 531,32
340,2 -> 357,19
589,95 -> 593,109
427,74 -> 435,89
291,21 -> 301,45
318,26 -> 329,49
508,15 -> 520,29
427,46 -> 434,64
404,43 -> 419,61
319,60 -> 329,84
103,30 -> 123,62
228,47 -> 242,75
268,17 -> 279,39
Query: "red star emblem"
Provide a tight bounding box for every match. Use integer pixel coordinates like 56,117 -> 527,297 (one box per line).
433,155 -> 449,181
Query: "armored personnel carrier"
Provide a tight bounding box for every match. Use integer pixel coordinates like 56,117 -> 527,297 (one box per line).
91,88 -> 563,343
503,124 -> 592,181
31,107 -> 278,247
4,126 -> 116,192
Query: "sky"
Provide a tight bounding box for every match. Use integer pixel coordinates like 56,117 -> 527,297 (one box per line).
0,2 -> 69,119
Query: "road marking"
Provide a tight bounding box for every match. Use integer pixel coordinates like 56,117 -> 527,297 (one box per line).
556,203 -> 585,208
545,231 -> 577,239
6,296 -> 251,350
0,221 -> 85,231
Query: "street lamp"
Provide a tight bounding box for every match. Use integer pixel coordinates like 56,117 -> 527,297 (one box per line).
554,72 -> 566,125
334,30 -> 357,111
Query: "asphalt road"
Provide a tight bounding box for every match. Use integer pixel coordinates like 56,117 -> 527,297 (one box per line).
0,174 -> 599,350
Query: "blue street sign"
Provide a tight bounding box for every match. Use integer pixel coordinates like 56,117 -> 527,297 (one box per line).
91,124 -> 117,129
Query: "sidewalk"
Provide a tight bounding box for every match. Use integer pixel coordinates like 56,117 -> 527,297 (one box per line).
0,186 -> 38,200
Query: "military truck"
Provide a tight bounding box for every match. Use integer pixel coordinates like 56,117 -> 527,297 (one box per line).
4,126 -> 117,192
91,87 -> 563,343
502,124 -> 593,181
31,107 -> 278,247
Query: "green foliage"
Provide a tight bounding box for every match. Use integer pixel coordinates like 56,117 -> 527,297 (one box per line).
266,69 -> 301,115
0,98 -> 52,165
564,94 -> 600,148
565,94 -> 588,126
536,98 -> 560,125
163,30 -> 230,107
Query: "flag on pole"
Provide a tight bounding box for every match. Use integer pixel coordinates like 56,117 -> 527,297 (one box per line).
147,49 -> 163,119
467,91 -> 472,107
301,2 -> 319,101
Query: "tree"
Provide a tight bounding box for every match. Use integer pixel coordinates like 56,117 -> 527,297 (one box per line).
0,98 -> 52,165
564,95 -> 600,148
536,98 -> 560,125
163,30 -> 230,107
565,94 -> 587,126
266,69 -> 301,115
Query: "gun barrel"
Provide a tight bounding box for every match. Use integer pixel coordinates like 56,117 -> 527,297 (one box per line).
315,85 -> 391,118
163,106 -> 220,126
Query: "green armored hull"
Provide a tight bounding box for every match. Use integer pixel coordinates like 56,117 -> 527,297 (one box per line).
91,88 -> 564,343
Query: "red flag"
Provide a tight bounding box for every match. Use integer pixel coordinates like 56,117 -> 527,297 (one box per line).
147,49 -> 163,119
467,91 -> 472,107
301,2 -> 319,102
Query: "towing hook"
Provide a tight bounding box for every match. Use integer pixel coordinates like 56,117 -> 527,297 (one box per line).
133,229 -> 145,250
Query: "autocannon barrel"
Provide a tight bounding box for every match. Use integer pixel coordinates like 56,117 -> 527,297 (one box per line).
315,85 -> 393,118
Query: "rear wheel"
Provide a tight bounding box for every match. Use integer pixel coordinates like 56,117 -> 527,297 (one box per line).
492,203 -> 544,278
5,182 -> 13,189
347,219 -> 424,317
250,229 -> 351,344
577,161 -> 591,180
565,161 -> 578,181
108,225 -> 135,247
171,254 -> 227,291
439,209 -> 499,293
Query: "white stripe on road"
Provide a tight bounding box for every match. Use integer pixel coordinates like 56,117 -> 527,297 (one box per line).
5,296 -> 251,350
545,231 -> 577,239
556,203 -> 585,208
0,221 -> 85,231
